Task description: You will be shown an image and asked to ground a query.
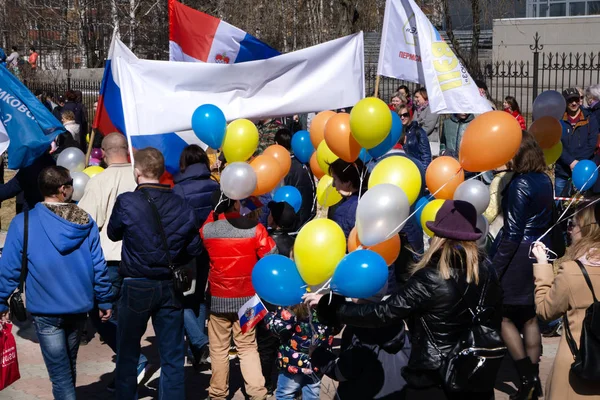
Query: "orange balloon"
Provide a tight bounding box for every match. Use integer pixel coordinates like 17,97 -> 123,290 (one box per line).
263,145 -> 291,177
426,156 -> 465,200
310,152 -> 325,179
459,111 -> 522,172
309,111 -> 336,149
530,116 -> 562,149
250,155 -> 282,196
324,113 -> 361,162
348,227 -> 401,266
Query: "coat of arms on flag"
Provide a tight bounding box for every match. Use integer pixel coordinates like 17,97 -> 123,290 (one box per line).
238,295 -> 268,334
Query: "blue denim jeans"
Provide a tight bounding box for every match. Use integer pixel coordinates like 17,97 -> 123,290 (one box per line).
275,371 -> 321,400
555,176 -> 571,199
33,314 -> 87,400
116,278 -> 185,400
184,302 -> 209,356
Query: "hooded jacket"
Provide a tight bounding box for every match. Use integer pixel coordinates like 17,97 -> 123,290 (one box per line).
173,163 -> 220,224
0,203 -> 113,314
440,114 -> 475,158
556,110 -> 599,179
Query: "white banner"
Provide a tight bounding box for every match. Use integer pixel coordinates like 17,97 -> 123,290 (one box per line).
378,0 -> 491,114
0,120 -> 9,157
114,33 -> 365,137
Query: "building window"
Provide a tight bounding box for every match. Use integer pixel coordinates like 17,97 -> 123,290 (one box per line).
570,1 -> 587,14
589,1 -> 600,14
550,2 -> 567,15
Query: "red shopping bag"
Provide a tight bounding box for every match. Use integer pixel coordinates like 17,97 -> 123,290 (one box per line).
0,322 -> 20,390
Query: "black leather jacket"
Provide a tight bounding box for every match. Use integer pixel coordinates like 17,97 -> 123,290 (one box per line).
317,260 -> 502,383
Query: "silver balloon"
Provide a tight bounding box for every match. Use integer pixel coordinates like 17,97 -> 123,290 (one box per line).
356,183 -> 410,246
476,215 -> 489,246
56,147 -> 86,173
71,171 -> 90,202
532,90 -> 567,121
454,180 -> 490,215
221,162 -> 257,200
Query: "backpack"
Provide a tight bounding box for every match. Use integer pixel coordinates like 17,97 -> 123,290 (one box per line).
564,260 -> 600,381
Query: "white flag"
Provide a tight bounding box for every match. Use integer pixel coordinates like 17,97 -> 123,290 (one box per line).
114,33 -> 365,137
0,120 -> 9,158
378,0 -> 491,114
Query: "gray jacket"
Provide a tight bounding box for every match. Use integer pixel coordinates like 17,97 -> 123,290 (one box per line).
415,104 -> 440,143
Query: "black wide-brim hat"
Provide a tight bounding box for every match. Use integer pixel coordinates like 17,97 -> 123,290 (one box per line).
426,200 -> 483,241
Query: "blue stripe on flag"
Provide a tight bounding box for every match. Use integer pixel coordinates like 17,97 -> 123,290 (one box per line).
130,132 -> 189,174
235,33 -> 280,63
103,60 -> 127,133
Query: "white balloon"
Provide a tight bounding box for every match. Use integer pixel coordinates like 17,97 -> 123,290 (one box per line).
476,215 -> 490,246
532,90 -> 567,121
356,184 -> 410,246
71,171 -> 90,202
454,180 -> 491,215
220,162 -> 257,200
56,147 -> 86,173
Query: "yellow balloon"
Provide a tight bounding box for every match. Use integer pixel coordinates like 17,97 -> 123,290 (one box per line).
316,140 -> 339,174
369,156 -> 422,205
294,219 -> 346,285
83,166 -> 104,178
544,141 -> 563,165
420,199 -> 446,237
317,175 -> 343,207
349,97 -> 393,149
223,119 -> 259,162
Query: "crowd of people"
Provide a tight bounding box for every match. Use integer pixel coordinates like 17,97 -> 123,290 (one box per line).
0,79 -> 599,400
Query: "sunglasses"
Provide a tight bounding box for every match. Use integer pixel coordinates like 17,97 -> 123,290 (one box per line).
399,112 -> 411,119
62,179 -> 74,187
568,97 -> 581,104
567,220 -> 597,231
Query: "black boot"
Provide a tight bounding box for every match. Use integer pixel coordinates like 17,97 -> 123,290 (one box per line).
532,362 -> 543,398
510,357 -> 539,400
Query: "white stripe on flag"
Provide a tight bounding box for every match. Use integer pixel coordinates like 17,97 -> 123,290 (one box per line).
206,21 -> 246,64
169,41 -> 205,63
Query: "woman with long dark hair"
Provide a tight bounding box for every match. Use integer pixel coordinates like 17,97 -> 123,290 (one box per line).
504,96 -> 527,130
490,131 -> 553,400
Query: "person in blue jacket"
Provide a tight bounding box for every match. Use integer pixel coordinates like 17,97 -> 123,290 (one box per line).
0,166 -> 113,400
398,105 -> 432,169
172,144 -> 219,368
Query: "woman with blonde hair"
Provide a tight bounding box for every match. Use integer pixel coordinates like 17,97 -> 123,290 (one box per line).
532,201 -> 600,399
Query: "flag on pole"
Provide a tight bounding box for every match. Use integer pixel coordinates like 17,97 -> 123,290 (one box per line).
169,0 -> 279,63
0,67 -> 63,168
377,0 -> 491,114
238,295 -> 268,334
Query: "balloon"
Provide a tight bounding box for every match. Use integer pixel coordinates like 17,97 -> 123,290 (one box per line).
421,199 -> 446,237
453,180 -> 491,215
57,147 -> 86,172
533,90 -> 567,121
291,130 -> 314,163
221,162 -> 257,200
324,113 -> 361,162
310,153 -> 325,180
71,171 -> 90,202
316,140 -> 339,174
263,145 -> 291,177
309,111 -> 336,148
348,228 -> 401,266
191,104 -> 227,149
358,148 -> 372,163
331,250 -> 389,299
316,175 -> 343,207
476,215 -> 489,246
83,166 -> 104,178
251,155 -> 282,196
572,160 -> 599,191
414,196 -> 430,226
350,97 -> 393,149
368,111 -> 403,158
88,157 -> 101,166
426,156 -> 464,200
459,111 -> 522,172
91,148 -> 102,159
543,141 -> 563,165
251,255 -> 306,306
222,119 -> 259,162
356,184 -> 410,246
369,156 -> 422,205
530,116 -> 562,149
273,186 -> 302,213
294,219 -> 346,285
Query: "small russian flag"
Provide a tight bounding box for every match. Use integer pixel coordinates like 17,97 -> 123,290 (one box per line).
238,295 -> 268,334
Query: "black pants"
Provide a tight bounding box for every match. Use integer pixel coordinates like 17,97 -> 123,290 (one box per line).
255,319 -> 279,390
400,387 -> 494,400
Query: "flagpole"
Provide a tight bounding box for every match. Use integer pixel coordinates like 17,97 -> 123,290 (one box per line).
374,75 -> 381,98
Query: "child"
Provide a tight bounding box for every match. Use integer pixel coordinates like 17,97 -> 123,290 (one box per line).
61,110 -> 80,144
264,304 -> 334,400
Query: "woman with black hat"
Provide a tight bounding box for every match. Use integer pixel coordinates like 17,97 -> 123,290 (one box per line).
305,200 -> 503,399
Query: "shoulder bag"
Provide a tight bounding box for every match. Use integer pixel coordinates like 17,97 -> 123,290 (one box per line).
9,210 -> 29,322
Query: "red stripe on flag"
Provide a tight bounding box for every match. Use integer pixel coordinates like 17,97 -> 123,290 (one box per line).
169,0 -> 219,62
241,308 -> 267,334
93,94 -> 119,136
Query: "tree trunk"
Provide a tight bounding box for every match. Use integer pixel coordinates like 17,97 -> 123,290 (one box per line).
110,0 -> 120,33
281,0 -> 288,52
129,0 -> 135,50
470,0 -> 481,76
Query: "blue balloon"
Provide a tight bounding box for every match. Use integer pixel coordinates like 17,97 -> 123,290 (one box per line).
252,255 -> 306,306
191,104 -> 227,149
414,196 -> 430,225
573,160 -> 599,191
291,130 -> 314,164
358,148 -> 372,163
331,250 -> 388,299
368,111 -> 403,159
273,186 -> 302,213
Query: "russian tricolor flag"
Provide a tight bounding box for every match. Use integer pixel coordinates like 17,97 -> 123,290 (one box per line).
168,0 -> 279,64
238,295 -> 268,334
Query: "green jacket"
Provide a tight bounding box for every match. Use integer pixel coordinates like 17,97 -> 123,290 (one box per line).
440,114 -> 475,157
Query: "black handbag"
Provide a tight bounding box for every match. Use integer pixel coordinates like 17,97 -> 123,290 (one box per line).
422,274 -> 507,392
141,190 -> 193,294
9,209 -> 29,322
564,260 -> 600,381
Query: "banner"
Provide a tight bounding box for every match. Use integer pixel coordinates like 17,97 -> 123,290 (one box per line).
0,67 -> 63,169
115,32 -> 365,137
378,0 -> 491,114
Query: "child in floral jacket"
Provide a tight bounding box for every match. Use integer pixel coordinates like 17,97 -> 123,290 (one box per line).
264,304 -> 334,399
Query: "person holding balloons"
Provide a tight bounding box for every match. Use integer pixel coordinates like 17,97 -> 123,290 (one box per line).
489,131 -> 554,400
439,113 -> 475,159
503,96 -> 527,131
399,105 -> 431,169
305,200 -> 503,400
267,200 -> 298,257
414,87 -> 440,157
